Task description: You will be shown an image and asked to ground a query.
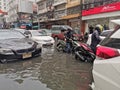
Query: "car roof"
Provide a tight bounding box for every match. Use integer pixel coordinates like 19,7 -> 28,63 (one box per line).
111,19 -> 120,25
0,30 -> 19,32
102,29 -> 114,33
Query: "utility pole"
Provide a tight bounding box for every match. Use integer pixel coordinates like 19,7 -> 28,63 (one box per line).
79,0 -> 83,33
35,0 -> 40,29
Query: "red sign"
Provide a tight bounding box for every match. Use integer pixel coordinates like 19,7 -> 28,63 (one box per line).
82,2 -> 120,16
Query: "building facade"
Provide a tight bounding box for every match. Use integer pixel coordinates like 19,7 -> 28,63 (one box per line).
0,0 -> 7,11
62,0 -> 81,29
7,0 -> 18,23
82,0 -> 120,32
36,0 -> 82,30
53,0 -> 67,20
37,0 -> 47,22
7,0 -> 34,28
0,0 -> 7,28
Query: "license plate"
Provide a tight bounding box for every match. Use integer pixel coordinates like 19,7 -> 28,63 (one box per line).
23,53 -> 32,59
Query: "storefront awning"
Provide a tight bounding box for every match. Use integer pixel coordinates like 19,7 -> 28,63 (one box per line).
62,13 -> 80,20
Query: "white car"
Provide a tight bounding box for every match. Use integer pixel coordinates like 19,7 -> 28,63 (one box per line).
26,30 -> 55,47
92,56 -> 120,90
92,19 -> 120,90
14,29 -> 55,47
40,29 -> 52,36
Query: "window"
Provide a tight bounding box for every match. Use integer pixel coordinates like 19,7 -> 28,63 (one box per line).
82,0 -> 119,10
67,6 -> 80,15
100,28 -> 120,49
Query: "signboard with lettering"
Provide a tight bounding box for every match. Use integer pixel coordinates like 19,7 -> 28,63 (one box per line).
82,2 -> 120,16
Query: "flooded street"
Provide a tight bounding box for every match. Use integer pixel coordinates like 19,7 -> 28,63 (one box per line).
0,47 -> 93,90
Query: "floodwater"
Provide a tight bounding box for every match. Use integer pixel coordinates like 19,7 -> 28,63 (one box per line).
0,47 -> 93,90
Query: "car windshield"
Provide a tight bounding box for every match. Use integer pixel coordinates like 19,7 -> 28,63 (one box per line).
41,29 -> 51,33
100,30 -> 113,37
100,28 -> 120,49
0,31 -> 25,40
31,31 -> 47,36
73,29 -> 80,34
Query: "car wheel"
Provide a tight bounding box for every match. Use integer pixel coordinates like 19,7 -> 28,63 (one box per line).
0,59 -> 7,63
56,45 -> 63,52
75,54 -> 79,60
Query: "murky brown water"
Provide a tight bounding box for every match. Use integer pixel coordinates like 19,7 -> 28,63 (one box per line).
0,47 -> 93,90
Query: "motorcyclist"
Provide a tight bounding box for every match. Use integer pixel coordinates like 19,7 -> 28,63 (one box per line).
90,25 -> 102,54
56,28 -> 67,51
64,28 -> 74,53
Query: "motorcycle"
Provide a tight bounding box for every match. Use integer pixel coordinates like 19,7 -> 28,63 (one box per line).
74,42 -> 96,62
56,37 -> 79,53
56,39 -> 66,52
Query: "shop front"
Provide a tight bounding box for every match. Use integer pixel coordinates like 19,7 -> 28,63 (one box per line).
82,2 -> 120,32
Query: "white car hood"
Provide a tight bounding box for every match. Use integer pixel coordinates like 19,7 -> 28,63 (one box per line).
31,36 -> 54,41
92,56 -> 120,90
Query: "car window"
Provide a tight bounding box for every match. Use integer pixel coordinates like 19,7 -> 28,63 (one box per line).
30,31 -> 47,36
100,28 -> 120,49
0,31 -> 25,39
74,30 -> 81,34
52,27 -> 60,30
100,30 -> 113,37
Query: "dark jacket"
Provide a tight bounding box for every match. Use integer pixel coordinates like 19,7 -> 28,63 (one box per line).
65,30 -> 73,42
90,29 -> 101,53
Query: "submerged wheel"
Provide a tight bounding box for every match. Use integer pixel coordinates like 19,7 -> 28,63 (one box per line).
78,54 -> 85,62
75,54 -> 79,60
75,51 -> 86,62
56,45 -> 64,52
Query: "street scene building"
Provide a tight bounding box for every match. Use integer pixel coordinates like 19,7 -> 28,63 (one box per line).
0,0 -> 120,90
82,0 -> 120,32
0,0 -> 7,11
0,0 -> 120,33
36,0 -> 82,30
0,0 -> 7,28
7,0 -> 33,28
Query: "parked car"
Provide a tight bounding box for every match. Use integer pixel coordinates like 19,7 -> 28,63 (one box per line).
86,29 -> 113,45
0,30 -> 42,63
40,29 -> 52,36
92,56 -> 120,90
100,29 -> 113,40
24,30 -> 55,47
51,25 -> 72,40
51,25 -> 83,41
92,19 -> 120,90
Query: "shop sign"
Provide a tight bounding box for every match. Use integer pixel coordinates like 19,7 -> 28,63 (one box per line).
82,2 -> 120,16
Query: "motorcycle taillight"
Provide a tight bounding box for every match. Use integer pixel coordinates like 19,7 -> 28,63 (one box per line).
96,46 -> 120,59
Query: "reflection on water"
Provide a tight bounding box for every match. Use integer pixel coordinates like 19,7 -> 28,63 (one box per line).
0,47 -> 93,90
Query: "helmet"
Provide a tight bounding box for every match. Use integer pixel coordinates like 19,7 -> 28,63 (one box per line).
67,28 -> 72,31
96,24 -> 103,32
95,24 -> 103,34
61,27 -> 67,32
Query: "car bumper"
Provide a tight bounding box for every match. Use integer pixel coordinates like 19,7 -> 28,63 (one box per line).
38,41 -> 55,47
0,48 -> 42,62
92,56 -> 120,90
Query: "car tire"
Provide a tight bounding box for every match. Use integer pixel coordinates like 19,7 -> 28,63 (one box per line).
75,54 -> 79,60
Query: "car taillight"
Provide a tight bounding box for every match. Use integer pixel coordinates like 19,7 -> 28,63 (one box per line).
96,46 -> 120,59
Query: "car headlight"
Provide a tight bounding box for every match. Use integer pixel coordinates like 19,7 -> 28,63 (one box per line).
36,44 -> 42,49
0,48 -> 14,55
